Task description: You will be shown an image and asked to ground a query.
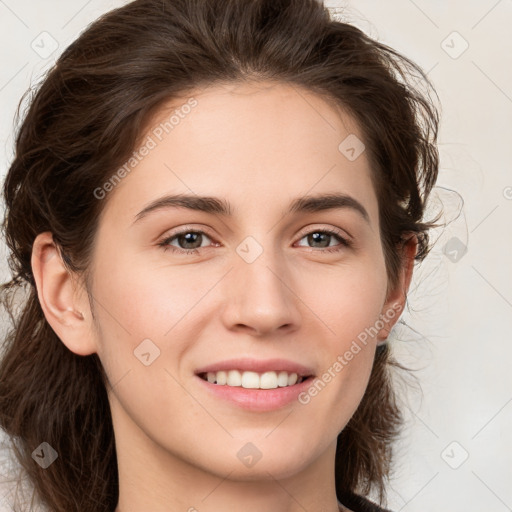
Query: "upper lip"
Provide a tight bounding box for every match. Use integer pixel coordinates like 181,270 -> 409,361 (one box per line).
195,358 -> 315,377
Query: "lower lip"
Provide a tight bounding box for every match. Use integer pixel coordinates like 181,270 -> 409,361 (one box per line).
194,374 -> 315,412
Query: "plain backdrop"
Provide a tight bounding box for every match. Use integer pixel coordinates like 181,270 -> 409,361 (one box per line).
0,1 -> 511,511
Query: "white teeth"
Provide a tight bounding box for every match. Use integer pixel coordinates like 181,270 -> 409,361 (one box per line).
260,372 -> 278,389
277,371 -> 289,387
287,372 -> 298,386
227,370 -> 242,386
216,370 -> 227,385
203,370 -> 303,389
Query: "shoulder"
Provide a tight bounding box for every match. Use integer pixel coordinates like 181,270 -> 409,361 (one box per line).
338,490 -> 394,512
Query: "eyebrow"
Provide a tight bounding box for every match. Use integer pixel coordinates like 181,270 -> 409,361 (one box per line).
132,192 -> 370,225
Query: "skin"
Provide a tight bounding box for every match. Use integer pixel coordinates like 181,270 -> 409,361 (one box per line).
31,81 -> 417,512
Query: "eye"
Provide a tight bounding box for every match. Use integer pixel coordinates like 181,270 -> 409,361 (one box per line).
158,228 -> 216,255
157,226 -> 352,255
295,228 -> 352,253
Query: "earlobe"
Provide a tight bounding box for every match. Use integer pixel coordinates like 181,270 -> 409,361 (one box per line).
31,231 -> 96,356
377,234 -> 418,342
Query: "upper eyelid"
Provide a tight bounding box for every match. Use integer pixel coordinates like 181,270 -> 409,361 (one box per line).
296,225 -> 351,240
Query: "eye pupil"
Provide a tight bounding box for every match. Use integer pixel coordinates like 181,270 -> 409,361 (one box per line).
179,232 -> 201,249
308,232 -> 330,248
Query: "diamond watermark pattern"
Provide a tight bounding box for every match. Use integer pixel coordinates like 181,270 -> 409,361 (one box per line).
32,442 -> 58,469
443,236 -> 468,263
31,31 -> 59,59
338,134 -> 366,161
441,31 -> 469,59
134,338 -> 161,366
236,236 -> 263,264
237,442 -> 263,468
441,441 -> 469,469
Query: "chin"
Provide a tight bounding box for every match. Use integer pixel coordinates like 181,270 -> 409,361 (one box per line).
196,440 -> 318,481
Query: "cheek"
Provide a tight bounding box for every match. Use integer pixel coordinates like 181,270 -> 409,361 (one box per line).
302,271 -> 384,429
90,246 -> 202,340
294,256 -> 387,406
297,259 -> 388,344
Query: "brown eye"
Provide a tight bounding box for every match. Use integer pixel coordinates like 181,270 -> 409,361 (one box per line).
158,229 -> 214,254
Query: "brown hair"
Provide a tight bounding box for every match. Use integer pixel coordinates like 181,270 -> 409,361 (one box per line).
0,0 -> 441,510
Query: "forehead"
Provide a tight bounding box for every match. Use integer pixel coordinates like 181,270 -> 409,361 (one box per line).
150,80 -> 362,150
99,80 -> 379,228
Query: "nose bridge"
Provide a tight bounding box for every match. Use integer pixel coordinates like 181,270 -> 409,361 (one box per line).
221,232 -> 300,333
236,233 -> 288,302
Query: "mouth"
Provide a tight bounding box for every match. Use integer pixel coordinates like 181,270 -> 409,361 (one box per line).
193,358 -> 317,411
196,370 -> 314,389
195,370 -> 316,412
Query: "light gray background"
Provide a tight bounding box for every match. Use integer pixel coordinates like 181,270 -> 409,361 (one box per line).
0,1 -> 511,511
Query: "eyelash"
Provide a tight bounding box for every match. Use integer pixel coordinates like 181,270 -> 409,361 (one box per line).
157,227 -> 353,255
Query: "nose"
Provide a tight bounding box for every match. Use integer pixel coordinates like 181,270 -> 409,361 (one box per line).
219,243 -> 302,337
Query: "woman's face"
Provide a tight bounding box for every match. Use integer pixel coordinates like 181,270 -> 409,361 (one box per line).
65,82 -> 405,483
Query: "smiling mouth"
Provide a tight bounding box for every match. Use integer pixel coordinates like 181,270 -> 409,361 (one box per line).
197,370 -> 313,389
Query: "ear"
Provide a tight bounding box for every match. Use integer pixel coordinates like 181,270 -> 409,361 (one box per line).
31,231 -> 97,356
376,234 -> 418,342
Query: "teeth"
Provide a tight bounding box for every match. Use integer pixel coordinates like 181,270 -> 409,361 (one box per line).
203,370 -> 304,389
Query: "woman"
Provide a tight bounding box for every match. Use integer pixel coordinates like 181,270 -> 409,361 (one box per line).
0,0 -> 441,511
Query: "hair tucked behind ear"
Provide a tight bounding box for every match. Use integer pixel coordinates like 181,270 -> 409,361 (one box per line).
0,0 -> 440,510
